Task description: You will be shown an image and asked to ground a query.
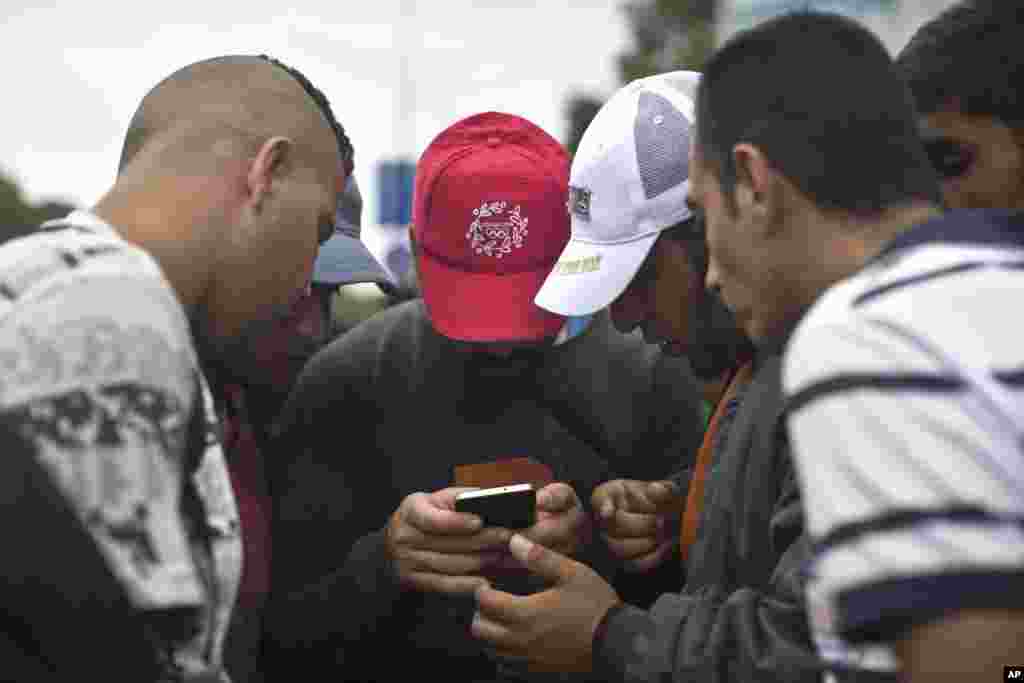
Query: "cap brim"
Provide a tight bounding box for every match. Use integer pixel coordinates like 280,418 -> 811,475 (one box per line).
534,232 -> 659,316
313,233 -> 395,287
418,251 -> 565,343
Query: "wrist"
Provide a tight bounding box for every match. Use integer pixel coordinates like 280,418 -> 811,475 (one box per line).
592,602 -> 658,680
344,527 -> 407,602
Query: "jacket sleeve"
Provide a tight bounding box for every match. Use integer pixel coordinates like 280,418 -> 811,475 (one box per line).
0,418 -> 167,683
262,344 -> 409,676
593,461 -> 823,683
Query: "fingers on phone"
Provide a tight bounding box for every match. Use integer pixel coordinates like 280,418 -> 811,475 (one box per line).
417,527 -> 513,553
405,548 -> 507,575
410,497 -> 484,534
405,571 -> 490,596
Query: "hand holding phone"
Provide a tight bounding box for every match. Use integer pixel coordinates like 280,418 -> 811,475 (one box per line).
385,487 -> 514,597
467,482 -> 590,582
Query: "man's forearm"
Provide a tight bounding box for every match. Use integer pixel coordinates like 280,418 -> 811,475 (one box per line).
896,609 -> 1024,683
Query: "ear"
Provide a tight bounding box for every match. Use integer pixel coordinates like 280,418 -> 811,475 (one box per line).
731,143 -> 774,206
247,136 -> 293,213
732,142 -> 785,236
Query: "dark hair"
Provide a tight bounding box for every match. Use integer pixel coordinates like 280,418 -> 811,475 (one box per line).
897,1 -> 1024,128
695,10 -> 940,215
258,55 -> 355,175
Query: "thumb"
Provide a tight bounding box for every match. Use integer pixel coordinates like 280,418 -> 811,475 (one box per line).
508,533 -> 573,583
434,487 -> 485,511
536,482 -> 577,514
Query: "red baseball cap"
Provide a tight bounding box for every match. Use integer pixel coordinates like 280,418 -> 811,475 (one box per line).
413,112 -> 570,342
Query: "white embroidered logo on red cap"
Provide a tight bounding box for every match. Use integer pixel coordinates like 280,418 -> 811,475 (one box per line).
466,201 -> 529,259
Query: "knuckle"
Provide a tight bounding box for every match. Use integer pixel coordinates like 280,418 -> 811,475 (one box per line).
526,541 -> 548,565
460,557 -> 484,575
393,523 -> 419,547
400,551 -> 425,572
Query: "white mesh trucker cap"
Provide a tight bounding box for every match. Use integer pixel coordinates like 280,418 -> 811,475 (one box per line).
534,71 -> 700,316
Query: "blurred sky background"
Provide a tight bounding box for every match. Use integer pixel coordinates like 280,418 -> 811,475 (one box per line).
0,1 -> 629,228
0,0 -> 956,269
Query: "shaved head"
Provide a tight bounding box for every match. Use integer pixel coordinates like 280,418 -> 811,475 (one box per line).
97,54 -> 345,347
118,55 -> 337,181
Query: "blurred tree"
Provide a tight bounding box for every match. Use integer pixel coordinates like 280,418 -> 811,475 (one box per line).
619,0 -> 717,81
565,94 -> 604,157
33,200 -> 77,223
563,0 -> 717,156
0,172 -> 37,227
0,169 -> 76,240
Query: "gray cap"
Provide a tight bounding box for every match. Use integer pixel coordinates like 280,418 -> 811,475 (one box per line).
313,175 -> 395,288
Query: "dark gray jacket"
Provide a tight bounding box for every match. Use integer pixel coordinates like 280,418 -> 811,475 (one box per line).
595,344 -> 824,683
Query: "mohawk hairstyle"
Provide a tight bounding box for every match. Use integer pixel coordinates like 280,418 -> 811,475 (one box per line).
259,54 -> 355,175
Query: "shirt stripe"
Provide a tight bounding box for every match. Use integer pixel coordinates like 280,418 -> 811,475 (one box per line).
814,505 -> 1024,553
786,372 -> 967,416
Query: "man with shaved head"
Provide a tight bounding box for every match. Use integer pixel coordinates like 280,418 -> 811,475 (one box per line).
0,55 -> 341,682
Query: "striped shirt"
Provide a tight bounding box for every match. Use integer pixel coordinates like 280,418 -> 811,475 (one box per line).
782,210 -> 1024,678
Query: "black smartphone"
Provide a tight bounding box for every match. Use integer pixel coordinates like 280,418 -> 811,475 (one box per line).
455,483 -> 536,529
